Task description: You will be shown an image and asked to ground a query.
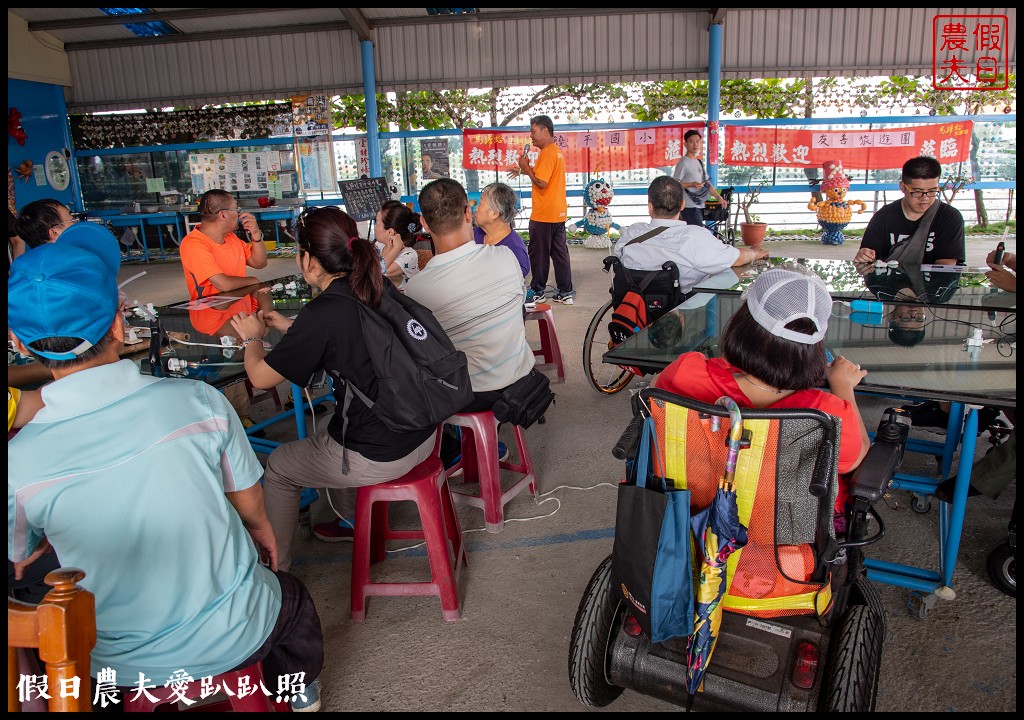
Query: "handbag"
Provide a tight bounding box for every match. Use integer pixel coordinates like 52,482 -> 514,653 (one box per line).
611,415 -> 694,644
684,158 -> 712,206
491,367 -> 555,429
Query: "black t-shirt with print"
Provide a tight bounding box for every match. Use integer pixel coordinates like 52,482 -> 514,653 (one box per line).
860,199 -> 965,264
264,278 -> 434,461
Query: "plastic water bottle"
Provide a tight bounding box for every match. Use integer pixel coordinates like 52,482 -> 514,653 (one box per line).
148,317 -> 163,377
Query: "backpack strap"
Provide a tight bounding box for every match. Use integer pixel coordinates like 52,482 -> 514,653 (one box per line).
637,270 -> 662,292
624,225 -> 668,247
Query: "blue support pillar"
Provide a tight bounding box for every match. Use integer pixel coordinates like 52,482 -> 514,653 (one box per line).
361,39 -> 382,178
707,21 -> 724,187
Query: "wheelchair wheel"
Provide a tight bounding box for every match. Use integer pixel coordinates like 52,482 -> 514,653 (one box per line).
568,554 -> 626,707
986,539 -> 1016,597
583,300 -> 634,396
822,605 -> 884,712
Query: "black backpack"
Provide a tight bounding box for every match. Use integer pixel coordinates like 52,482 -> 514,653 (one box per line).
335,284 -> 473,468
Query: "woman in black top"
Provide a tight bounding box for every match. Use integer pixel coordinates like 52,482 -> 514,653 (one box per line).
231,206 -> 436,570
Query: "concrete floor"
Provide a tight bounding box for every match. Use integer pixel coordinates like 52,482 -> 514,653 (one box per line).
116,235 -> 1016,712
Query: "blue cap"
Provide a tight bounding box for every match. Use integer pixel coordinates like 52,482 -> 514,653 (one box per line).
8,222 -> 122,360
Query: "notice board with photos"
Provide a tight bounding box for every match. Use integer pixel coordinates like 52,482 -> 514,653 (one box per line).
337,177 -> 391,222
188,151 -> 282,194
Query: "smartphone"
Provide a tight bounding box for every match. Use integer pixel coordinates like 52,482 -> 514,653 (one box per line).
993,241 -> 1005,265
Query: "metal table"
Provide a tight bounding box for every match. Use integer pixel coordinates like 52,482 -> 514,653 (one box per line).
102,211 -> 185,262
141,275 -> 330,453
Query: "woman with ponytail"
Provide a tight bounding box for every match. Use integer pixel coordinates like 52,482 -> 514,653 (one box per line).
230,206 -> 436,568
376,201 -> 426,289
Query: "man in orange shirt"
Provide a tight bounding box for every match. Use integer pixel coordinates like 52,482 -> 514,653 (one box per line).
180,190 -> 269,432
181,189 -> 268,301
508,115 -> 573,304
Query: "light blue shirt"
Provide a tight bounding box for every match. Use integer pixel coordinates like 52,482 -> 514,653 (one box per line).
8,360 -> 279,684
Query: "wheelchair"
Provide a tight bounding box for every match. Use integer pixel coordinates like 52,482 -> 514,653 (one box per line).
569,388 -> 908,711
582,256 -> 685,395
703,186 -> 735,245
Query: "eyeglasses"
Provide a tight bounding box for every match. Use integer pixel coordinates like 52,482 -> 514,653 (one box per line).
906,189 -> 940,199
298,206 -> 326,229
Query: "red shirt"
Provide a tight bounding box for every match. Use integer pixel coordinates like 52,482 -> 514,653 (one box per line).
654,353 -> 864,475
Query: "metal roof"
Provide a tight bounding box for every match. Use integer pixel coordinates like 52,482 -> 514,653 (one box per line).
7,8 -> 1018,113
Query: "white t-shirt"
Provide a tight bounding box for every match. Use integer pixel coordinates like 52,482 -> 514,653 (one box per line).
405,242 -> 534,392
393,246 -> 420,289
613,218 -> 739,294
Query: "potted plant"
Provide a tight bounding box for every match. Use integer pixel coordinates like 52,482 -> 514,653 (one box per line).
738,175 -> 771,247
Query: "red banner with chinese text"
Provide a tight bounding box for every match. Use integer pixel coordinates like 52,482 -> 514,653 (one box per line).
723,122 -> 973,170
462,123 -> 704,173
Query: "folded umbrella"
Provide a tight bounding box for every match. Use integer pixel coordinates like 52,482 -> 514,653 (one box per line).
686,396 -> 750,695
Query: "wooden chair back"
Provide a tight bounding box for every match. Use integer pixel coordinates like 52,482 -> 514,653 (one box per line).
8,568 -> 97,712
416,249 -> 433,270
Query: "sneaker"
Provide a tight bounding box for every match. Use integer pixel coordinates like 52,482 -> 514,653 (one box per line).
498,441 -> 510,462
551,291 -> 575,305
291,679 -> 321,712
526,288 -> 546,303
313,519 -> 354,542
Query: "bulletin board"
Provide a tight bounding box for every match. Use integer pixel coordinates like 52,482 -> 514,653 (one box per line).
188,151 -> 281,194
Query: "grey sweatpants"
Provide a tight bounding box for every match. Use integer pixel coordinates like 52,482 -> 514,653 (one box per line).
262,414 -> 434,570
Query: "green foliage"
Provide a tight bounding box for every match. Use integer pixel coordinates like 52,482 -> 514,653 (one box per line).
324,73 -> 1014,132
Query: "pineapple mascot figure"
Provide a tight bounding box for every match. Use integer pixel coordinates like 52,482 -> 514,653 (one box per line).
808,159 -> 866,245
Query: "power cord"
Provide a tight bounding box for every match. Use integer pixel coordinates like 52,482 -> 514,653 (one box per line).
381,480 -> 622,555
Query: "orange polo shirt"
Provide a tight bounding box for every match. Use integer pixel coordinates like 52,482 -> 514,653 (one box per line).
180,225 -> 253,301
530,143 -> 567,223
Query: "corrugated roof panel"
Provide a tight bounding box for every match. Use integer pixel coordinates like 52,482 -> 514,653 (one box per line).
164,9 -> 346,34
53,8 -> 1015,112
723,7 -> 1016,78
67,29 -> 365,112
373,11 -> 707,91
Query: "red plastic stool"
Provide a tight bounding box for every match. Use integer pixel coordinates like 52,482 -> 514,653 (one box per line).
123,660 -> 289,712
445,411 -> 538,533
350,454 -> 466,622
525,303 -> 565,383
245,378 -> 283,411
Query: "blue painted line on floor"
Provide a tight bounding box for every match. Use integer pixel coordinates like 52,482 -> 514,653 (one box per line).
292,526 -> 615,566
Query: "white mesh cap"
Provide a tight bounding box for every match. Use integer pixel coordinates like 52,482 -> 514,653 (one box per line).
745,268 -> 831,344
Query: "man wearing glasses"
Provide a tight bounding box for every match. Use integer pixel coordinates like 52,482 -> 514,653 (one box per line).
180,189 -> 268,302
854,155 -> 965,266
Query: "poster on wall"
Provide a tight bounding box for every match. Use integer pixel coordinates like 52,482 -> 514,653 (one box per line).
295,138 -> 336,193
420,139 -> 450,180
291,93 -> 332,138
355,137 -> 370,178
292,92 -> 337,193
722,122 -> 973,170
188,152 -> 281,193
462,123 -> 703,173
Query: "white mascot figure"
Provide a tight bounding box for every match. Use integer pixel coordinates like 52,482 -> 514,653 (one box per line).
575,177 -> 619,250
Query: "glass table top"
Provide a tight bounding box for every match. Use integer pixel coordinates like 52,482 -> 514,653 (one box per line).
604,292 -> 1017,408
693,257 -> 1014,313
141,274 -> 316,385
